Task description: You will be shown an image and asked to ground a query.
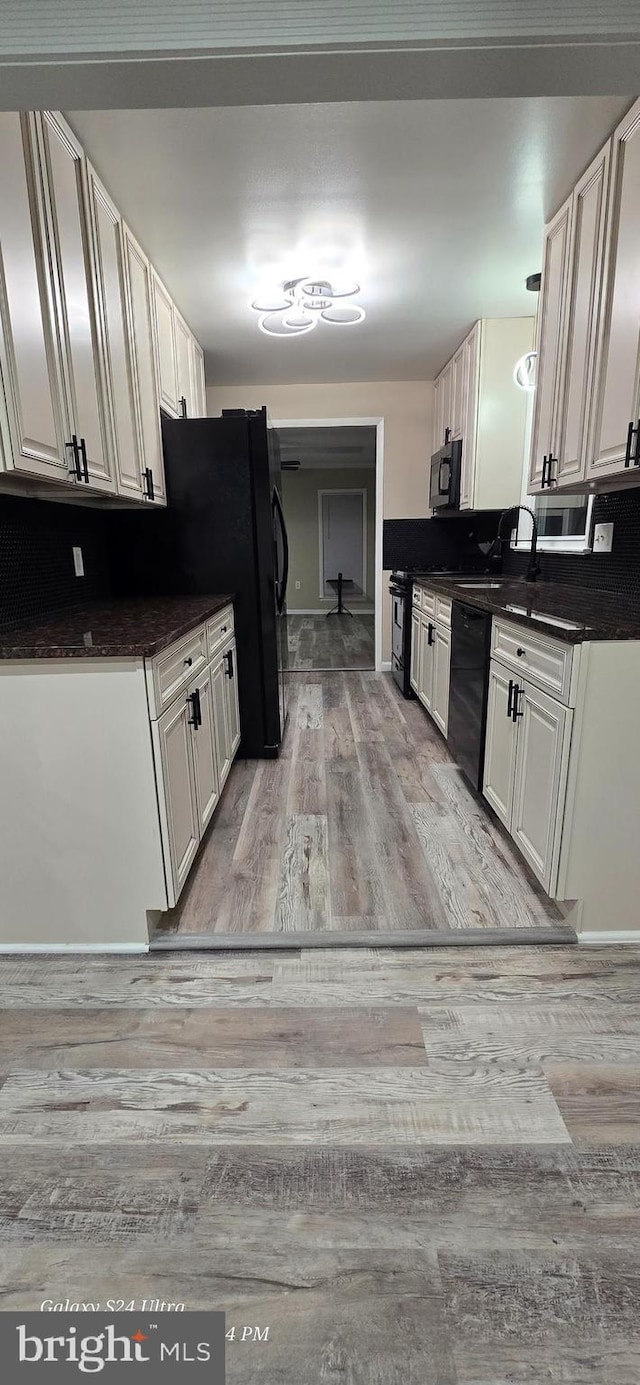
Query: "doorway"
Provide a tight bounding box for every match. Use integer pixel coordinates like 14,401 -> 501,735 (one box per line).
277,424 -> 377,671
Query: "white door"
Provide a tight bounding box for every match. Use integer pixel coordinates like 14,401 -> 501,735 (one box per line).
223,638 -> 241,757
155,695 -> 200,905
321,491 -> 365,597
433,374 -> 442,452
589,99 -> 640,480
190,666 -> 220,834
122,224 -> 166,504
557,141 -> 611,486
151,268 -> 179,418
191,339 -> 206,416
85,163 -> 143,502
418,614 -> 434,712
451,343 -> 466,439
483,663 -> 518,828
36,112 -> 114,493
174,312 -> 193,418
529,194 -> 573,492
460,322 -> 480,509
431,623 -> 451,737
410,609 -> 420,693
440,359 -> 453,441
511,680 -> 571,892
211,651 -> 232,791
0,113 -> 69,482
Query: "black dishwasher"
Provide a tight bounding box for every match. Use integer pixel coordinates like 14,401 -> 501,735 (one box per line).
448,602 -> 492,792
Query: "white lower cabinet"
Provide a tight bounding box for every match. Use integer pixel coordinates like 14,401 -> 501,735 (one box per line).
418,614 -> 434,712
432,623 -> 451,737
152,621 -> 240,906
484,659 -> 572,893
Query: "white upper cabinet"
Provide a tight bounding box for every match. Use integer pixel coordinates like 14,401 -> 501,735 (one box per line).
150,268 -> 179,418
451,343 -> 466,440
174,311 -> 193,418
528,195 -> 573,493
191,338 -> 206,416
35,112 -> 114,493
122,225 -> 166,504
0,113 -> 70,484
84,162 -> 143,502
589,99 -> 640,482
459,321 -> 480,510
556,142 -> 611,486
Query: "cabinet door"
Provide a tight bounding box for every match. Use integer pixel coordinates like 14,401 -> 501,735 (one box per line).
154,695 -> 200,905
410,609 -> 420,693
511,680 -> 571,893
433,375 -> 442,452
418,615 -> 434,712
191,338 -> 206,416
589,99 -> 640,480
174,312 -> 193,418
483,663 -> 517,828
460,322 -> 480,509
440,360 -> 453,441
528,195 -> 573,492
222,638 -> 241,758
85,163 -> 143,501
0,113 -> 69,482
451,343 -> 466,439
190,667 -> 220,834
122,224 -> 166,504
431,623 -> 451,737
36,112 -> 114,493
151,268 -> 179,418
211,652 -> 232,792
557,142 -> 611,486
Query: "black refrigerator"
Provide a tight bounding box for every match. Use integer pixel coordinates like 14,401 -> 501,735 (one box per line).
115,407 -> 289,758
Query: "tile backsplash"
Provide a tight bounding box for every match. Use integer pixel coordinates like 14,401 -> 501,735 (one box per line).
503,488 -> 640,602
0,494 -> 112,633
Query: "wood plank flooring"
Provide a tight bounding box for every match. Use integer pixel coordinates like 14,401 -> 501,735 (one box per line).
288,613 -> 375,669
159,672 -> 568,939
2,943 -> 640,1381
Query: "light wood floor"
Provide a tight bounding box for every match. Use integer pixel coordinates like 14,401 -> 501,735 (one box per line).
288,613 -> 375,669
1,943 -> 640,1381
158,672 -> 568,940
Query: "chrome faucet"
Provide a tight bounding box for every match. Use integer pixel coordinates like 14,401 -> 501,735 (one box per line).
488,505 -> 541,583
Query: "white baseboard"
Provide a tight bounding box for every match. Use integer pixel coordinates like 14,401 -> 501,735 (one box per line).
380,660 -> 392,672
0,943 -> 150,954
578,931 -> 640,946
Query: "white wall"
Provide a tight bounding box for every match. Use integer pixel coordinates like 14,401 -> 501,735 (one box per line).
207,380 -> 434,661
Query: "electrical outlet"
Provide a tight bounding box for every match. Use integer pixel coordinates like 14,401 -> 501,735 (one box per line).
593,522 -> 614,554
295,580 -> 301,589
72,546 -> 85,577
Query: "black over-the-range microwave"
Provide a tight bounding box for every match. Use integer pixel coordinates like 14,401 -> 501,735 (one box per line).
429,438 -> 462,512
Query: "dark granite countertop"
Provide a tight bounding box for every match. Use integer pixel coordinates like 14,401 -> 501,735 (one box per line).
0,595 -> 234,660
410,575 -> 640,643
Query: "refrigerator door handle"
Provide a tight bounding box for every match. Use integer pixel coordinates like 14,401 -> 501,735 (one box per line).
272,485 -> 290,615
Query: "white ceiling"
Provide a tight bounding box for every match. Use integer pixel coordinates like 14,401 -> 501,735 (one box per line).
279,426 -> 377,469
69,95 -> 630,384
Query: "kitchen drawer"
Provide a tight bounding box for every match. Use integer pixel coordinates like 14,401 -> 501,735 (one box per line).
147,623 -> 207,719
491,618 -> 574,705
420,588 -> 436,617
206,604 -> 234,660
412,584 -> 423,610
435,596 -> 452,627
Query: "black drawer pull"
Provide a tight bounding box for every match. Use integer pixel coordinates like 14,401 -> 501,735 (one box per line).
507,679 -> 515,719
184,656 -> 193,667
187,688 -> 201,728
224,649 -> 234,679
516,647 -> 525,657
427,622 -> 434,646
512,685 -> 524,721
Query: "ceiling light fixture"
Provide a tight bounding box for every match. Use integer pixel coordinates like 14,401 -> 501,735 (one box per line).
514,350 -> 537,391
252,277 -> 365,338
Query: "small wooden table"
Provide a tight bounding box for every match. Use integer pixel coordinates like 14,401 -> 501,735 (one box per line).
326,573 -> 362,617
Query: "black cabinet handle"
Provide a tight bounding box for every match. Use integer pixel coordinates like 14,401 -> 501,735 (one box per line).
634,419 -> 640,469
79,437 -> 89,483
180,395 -> 187,419
512,684 -> 524,722
516,647 -> 525,657
507,679 -> 515,719
224,649 -> 234,679
187,688 -> 201,728
625,420 -> 636,468
184,656 -> 193,667
427,622 -> 434,646
66,435 -> 82,481
541,454 -> 557,488
541,455 -> 549,488
142,467 -> 155,501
